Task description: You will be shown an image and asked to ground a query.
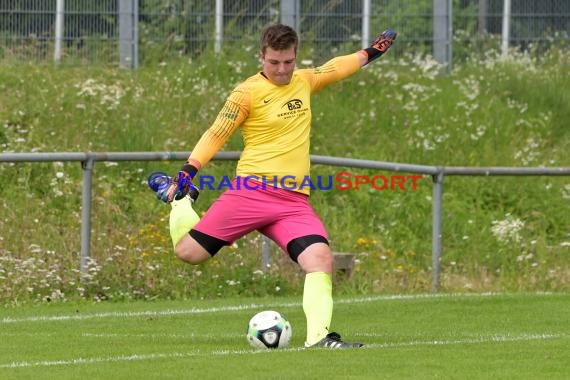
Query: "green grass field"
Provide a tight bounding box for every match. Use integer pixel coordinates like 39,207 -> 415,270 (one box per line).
1,292 -> 568,379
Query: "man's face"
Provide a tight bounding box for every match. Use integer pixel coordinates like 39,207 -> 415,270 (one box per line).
260,46 -> 296,85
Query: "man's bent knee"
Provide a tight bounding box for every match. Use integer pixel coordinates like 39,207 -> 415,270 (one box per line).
174,235 -> 211,264
296,242 -> 334,274
287,234 -> 329,263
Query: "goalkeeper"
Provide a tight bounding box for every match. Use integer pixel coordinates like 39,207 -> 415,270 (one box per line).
156,23 -> 396,349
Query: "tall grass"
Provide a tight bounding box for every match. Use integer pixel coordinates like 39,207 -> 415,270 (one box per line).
0,47 -> 569,304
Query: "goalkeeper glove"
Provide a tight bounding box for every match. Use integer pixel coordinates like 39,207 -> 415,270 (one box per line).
360,28 -> 397,66
155,163 -> 199,203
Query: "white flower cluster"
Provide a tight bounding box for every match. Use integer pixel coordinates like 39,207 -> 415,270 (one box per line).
491,214 -> 525,244
76,78 -> 125,110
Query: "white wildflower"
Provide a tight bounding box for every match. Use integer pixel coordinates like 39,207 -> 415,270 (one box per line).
491,214 -> 525,244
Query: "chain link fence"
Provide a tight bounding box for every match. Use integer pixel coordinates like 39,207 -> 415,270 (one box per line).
1,0 -> 568,66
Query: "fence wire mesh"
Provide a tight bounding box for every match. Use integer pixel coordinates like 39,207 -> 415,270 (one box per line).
0,0 -> 568,66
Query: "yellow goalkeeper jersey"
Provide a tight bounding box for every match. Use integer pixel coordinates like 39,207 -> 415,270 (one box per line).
188,53 -> 361,195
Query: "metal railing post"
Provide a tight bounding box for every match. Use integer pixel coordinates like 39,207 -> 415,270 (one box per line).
431,170 -> 444,292
80,156 -> 95,274
502,0 -> 512,57
54,0 -> 64,63
119,0 -> 138,68
362,0 -> 371,48
261,236 -> 272,272
214,0 -> 223,54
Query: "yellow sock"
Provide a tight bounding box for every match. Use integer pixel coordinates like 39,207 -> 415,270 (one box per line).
169,198 -> 200,248
303,272 -> 333,346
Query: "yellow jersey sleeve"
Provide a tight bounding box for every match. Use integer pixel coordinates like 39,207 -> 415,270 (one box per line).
188,87 -> 249,169
296,53 -> 362,93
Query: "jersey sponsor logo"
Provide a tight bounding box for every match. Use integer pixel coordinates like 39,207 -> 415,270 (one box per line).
282,98 -> 303,110
263,98 -> 272,104
276,98 -> 308,119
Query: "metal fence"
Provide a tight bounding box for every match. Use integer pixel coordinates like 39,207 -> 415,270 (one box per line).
1,0 -> 569,67
1,151 -> 569,292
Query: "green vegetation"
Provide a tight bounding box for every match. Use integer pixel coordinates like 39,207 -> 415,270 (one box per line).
1,293 -> 569,379
0,46 -> 569,304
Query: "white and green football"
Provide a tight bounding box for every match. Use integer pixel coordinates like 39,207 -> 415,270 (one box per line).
246,310 -> 292,349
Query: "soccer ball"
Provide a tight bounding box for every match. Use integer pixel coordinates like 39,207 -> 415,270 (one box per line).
246,310 -> 292,349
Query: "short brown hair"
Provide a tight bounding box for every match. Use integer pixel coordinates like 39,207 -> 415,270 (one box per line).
260,23 -> 299,54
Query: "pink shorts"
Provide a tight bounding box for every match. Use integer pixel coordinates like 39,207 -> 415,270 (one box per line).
193,179 -> 328,253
